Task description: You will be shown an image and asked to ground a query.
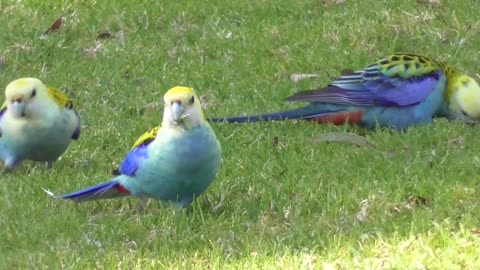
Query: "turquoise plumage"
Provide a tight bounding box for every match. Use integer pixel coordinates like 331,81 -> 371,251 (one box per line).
211,54 -> 480,129
46,86 -> 222,208
0,78 -> 80,170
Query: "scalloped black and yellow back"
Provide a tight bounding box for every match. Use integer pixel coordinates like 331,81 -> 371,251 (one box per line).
46,86 -> 74,110
131,126 -> 160,150
374,53 -> 457,79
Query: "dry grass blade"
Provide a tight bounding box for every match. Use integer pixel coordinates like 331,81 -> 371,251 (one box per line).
290,73 -> 320,82
340,69 -> 355,76
312,132 -> 376,148
45,16 -> 63,34
0,56 -> 5,72
323,0 -> 346,5
417,0 -> 442,7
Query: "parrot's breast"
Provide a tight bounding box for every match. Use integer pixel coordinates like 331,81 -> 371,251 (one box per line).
0,108 -> 77,162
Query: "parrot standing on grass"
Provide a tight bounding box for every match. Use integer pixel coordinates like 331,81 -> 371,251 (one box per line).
210,53 -> 480,129
45,86 -> 222,209
0,78 -> 80,170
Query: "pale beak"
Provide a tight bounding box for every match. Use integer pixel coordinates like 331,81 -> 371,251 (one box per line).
170,102 -> 184,124
11,99 -> 26,118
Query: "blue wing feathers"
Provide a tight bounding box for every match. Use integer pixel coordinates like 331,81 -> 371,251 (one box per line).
375,73 -> 441,106
286,70 -> 443,107
119,144 -> 150,176
112,129 -> 156,177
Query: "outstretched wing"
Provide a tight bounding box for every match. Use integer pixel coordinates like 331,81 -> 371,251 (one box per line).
114,126 -> 161,177
286,54 -> 444,107
46,86 -> 81,140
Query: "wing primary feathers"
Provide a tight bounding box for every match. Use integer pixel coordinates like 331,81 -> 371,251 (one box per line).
285,86 -> 376,106
285,68 -> 443,107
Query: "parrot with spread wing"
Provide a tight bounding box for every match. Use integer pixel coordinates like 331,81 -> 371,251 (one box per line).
210,53 -> 480,129
45,86 -> 222,209
0,78 -> 80,170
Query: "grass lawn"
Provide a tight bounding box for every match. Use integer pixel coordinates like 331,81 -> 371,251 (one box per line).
1,0 -> 480,268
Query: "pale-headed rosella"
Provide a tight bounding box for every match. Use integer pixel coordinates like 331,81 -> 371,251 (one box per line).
211,53 -> 480,130
0,78 -> 80,170
45,86 -> 222,209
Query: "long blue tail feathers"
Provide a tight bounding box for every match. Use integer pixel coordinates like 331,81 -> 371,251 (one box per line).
58,180 -> 130,203
209,107 -> 333,123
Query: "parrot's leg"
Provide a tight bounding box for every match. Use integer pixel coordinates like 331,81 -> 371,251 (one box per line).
46,161 -> 54,169
178,196 -> 194,209
135,197 -> 148,212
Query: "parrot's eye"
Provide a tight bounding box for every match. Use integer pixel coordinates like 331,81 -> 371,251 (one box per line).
31,89 -> 37,98
189,96 -> 195,104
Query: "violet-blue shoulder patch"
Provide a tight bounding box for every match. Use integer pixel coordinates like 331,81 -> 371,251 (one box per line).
72,112 -> 81,140
119,143 -> 150,177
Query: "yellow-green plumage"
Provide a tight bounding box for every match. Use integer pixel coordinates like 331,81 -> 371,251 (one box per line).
376,54 -> 443,78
